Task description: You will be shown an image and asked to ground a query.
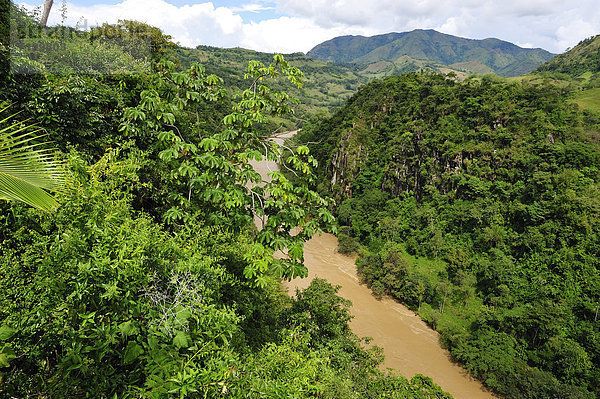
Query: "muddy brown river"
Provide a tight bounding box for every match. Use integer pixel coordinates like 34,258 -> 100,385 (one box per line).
256,131 -> 496,399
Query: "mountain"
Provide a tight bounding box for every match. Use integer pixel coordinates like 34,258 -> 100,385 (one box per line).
307,29 -> 555,77
535,34 -> 600,87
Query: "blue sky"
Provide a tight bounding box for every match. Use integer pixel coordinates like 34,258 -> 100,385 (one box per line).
20,0 -> 600,54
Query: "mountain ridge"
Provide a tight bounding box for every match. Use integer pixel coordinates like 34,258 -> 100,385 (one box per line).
307,29 -> 555,77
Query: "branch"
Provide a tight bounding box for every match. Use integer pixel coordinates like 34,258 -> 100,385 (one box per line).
164,124 -> 185,142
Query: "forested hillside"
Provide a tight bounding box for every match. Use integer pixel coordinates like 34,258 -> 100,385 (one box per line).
298,73 -> 600,398
178,46 -> 368,120
4,1 -> 600,397
0,5 -> 453,398
307,30 -> 555,77
535,34 -> 600,87
533,34 -> 600,116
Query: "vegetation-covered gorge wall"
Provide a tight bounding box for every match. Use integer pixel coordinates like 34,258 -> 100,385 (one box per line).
298,72 -> 600,399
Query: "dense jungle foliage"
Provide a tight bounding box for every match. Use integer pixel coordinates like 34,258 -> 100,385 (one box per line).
298,72 -> 600,398
0,4 -> 454,398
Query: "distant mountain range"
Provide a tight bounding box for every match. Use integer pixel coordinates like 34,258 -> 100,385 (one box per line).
307,29 -> 555,77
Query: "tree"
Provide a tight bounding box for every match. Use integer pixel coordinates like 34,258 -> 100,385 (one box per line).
0,103 -> 66,211
120,54 -> 335,283
39,0 -> 53,28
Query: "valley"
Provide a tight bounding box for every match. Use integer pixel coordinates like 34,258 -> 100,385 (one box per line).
256,132 -> 494,398
2,3 -> 600,397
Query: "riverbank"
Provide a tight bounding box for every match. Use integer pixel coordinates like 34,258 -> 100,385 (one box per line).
256,130 -> 495,399
283,233 -> 496,399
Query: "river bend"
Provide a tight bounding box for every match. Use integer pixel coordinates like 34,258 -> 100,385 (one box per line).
256,131 -> 495,399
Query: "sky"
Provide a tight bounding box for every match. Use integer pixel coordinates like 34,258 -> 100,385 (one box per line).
19,0 -> 600,54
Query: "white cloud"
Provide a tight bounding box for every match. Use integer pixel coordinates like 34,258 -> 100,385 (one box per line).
241,16 -> 379,53
21,0 -> 245,48
556,18 -> 597,51
18,0 -> 600,54
274,0 -> 600,53
437,15 -> 471,38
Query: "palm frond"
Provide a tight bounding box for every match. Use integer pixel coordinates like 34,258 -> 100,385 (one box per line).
0,104 -> 67,212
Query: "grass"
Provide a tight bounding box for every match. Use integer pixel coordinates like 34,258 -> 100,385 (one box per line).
505,73 -> 573,88
577,71 -> 594,86
571,88 -> 600,113
369,241 -> 485,339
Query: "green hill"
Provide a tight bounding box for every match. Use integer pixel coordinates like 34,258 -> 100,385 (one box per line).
177,46 -> 369,124
535,34 -> 600,86
307,29 -> 555,77
532,34 -> 600,115
358,54 -> 473,80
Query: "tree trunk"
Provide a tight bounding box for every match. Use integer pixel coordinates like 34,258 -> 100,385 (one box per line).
40,0 -> 54,28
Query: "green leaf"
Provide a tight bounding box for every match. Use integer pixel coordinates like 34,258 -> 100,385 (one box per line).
296,145 -> 309,155
173,331 -> 190,348
289,262 -> 308,279
157,130 -> 177,142
0,344 -> 16,367
269,260 -> 286,278
118,321 -> 137,337
200,137 -> 219,151
243,265 -> 255,279
288,242 -> 304,261
123,341 -> 144,365
0,325 -> 16,341
255,274 -> 269,288
148,335 -> 159,352
0,106 -> 67,212
159,148 -> 179,162
163,112 -> 176,124
164,206 -> 186,222
178,162 -> 199,178
175,309 -> 193,325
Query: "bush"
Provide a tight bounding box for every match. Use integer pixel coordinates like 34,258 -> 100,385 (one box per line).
337,233 -> 359,255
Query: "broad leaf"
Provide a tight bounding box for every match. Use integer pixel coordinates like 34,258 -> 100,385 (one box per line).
123,341 -> 144,365
0,325 -> 16,341
173,330 -> 190,348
